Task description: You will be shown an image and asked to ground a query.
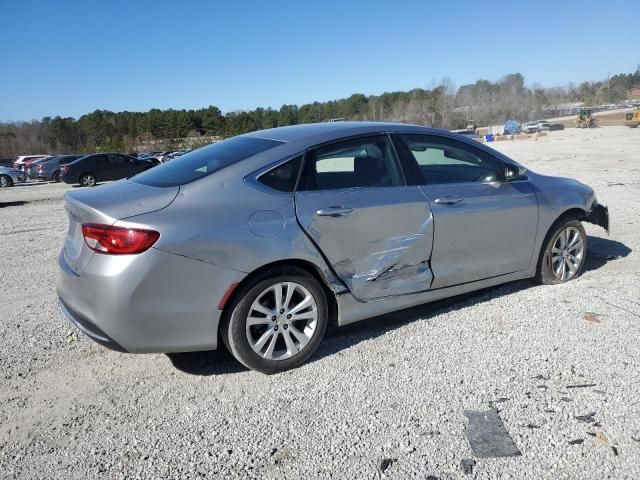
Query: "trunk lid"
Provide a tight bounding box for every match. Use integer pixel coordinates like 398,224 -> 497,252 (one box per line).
62,180 -> 179,274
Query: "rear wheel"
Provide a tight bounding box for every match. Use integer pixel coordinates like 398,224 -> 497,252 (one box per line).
535,217 -> 587,284
0,175 -> 13,188
222,267 -> 328,374
53,171 -> 61,182
80,173 -> 96,187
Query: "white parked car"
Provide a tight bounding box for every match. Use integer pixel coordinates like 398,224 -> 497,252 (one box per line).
537,121 -> 551,131
524,122 -> 539,134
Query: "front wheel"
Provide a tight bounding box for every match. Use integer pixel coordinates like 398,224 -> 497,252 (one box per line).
535,217 -> 587,284
0,175 -> 13,188
80,173 -> 96,187
222,267 -> 328,374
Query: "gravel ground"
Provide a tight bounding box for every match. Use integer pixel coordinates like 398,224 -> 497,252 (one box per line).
1,126 -> 639,479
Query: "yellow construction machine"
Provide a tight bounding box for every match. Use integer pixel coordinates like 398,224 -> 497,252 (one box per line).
575,108 -> 597,128
624,106 -> 640,128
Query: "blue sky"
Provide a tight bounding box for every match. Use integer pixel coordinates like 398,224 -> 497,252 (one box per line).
0,0 -> 637,121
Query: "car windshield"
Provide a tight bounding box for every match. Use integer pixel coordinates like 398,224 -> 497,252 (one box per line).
131,137 -> 284,187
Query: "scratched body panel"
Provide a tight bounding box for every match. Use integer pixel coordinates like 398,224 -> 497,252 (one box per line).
295,186 -> 434,300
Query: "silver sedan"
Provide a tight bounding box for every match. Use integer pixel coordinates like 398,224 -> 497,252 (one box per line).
57,122 -> 609,373
0,166 -> 25,187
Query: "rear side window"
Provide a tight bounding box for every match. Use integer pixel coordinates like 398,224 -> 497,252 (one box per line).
298,135 -> 404,191
132,137 -> 284,187
258,156 -> 302,192
92,154 -> 109,166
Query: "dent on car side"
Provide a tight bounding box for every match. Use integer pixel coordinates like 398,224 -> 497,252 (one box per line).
58,122 -> 608,354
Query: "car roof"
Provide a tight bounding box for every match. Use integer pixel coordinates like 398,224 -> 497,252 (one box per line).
240,121 -> 439,143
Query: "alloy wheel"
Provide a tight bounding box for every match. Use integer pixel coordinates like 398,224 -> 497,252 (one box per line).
245,282 -> 318,361
0,176 -> 8,188
81,175 -> 96,187
550,226 -> 585,281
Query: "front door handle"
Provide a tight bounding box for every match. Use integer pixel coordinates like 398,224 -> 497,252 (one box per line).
434,196 -> 464,205
316,206 -> 354,217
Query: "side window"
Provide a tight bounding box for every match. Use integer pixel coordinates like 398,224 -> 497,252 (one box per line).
400,134 -> 504,185
299,135 -> 404,191
109,154 -> 130,165
258,156 -> 302,192
93,154 -> 110,166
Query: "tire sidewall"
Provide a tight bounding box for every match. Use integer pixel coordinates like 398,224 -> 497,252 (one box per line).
223,269 -> 328,374
537,217 -> 587,284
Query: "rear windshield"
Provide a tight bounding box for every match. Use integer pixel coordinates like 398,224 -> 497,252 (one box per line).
131,137 -> 284,187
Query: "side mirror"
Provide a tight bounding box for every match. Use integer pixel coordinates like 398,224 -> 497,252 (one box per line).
504,164 -> 527,181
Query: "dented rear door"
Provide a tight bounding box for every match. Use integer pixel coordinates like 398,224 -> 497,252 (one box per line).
295,186 -> 434,300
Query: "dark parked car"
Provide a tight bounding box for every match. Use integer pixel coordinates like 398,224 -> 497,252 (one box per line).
549,123 -> 565,131
36,154 -> 84,182
60,153 -> 159,187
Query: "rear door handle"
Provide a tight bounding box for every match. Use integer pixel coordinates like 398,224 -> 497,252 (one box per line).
434,196 -> 464,205
316,206 -> 354,217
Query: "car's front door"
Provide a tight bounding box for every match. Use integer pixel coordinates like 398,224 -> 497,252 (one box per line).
395,133 -> 539,289
295,134 -> 434,301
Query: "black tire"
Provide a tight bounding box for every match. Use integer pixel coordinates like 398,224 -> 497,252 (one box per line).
79,173 -> 96,187
221,266 -> 328,374
0,174 -> 13,188
53,171 -> 61,182
535,216 -> 587,285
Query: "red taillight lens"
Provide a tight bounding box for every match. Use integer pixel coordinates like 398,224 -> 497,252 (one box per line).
61,166 -> 69,173
37,165 -> 44,171
81,223 -> 159,255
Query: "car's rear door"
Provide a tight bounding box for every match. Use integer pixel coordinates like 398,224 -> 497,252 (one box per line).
394,133 -> 538,289
294,134 -> 434,301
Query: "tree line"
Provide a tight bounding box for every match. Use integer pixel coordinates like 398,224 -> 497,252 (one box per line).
1,68 -> 638,158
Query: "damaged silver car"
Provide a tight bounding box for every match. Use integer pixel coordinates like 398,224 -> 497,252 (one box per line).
57,122 -> 609,373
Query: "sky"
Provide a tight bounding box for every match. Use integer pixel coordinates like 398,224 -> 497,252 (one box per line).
0,0 -> 638,121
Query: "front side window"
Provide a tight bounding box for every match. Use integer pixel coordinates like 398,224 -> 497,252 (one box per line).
299,135 -> 404,191
132,136 -> 284,187
401,134 -> 503,185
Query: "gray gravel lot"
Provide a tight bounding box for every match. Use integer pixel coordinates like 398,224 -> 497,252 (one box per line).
1,126 -> 639,479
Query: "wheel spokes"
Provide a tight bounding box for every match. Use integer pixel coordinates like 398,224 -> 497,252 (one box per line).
245,281 -> 319,361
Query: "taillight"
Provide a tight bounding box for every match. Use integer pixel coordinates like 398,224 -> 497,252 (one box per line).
61,166 -> 69,173
37,164 -> 44,171
81,223 -> 159,255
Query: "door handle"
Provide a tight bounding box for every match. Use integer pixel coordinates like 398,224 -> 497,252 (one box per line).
434,196 -> 464,205
316,206 -> 354,217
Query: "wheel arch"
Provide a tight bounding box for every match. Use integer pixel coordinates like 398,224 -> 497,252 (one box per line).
220,258 -> 340,331
535,207 -> 587,270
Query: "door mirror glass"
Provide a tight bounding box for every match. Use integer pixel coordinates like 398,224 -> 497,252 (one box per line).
505,164 -> 527,181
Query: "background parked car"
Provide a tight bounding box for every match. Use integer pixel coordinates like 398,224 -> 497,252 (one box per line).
36,154 -> 84,182
13,155 -> 48,172
0,165 -> 25,187
549,123 -> 565,131
60,153 -> 159,186
26,156 -> 58,180
523,121 -> 539,133
536,121 -> 551,131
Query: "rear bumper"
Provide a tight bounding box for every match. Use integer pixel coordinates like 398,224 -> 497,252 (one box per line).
58,298 -> 127,352
57,248 -> 244,353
